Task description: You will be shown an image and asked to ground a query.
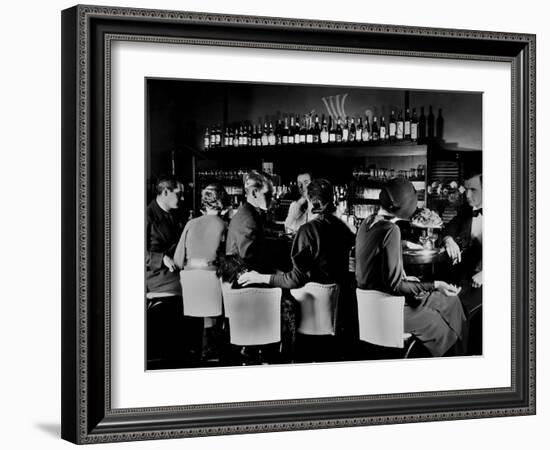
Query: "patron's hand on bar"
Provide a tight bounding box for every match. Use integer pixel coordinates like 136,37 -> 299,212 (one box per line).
238,270 -> 270,286
163,255 -> 177,272
443,236 -> 461,264
471,271 -> 483,288
434,280 -> 462,297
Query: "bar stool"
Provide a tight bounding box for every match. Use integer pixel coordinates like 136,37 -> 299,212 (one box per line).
146,291 -> 184,369
180,270 -> 224,362
222,287 -> 282,365
290,283 -> 340,362
356,289 -> 416,358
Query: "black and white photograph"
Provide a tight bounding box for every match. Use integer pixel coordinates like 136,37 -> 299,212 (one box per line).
145,79 -> 483,370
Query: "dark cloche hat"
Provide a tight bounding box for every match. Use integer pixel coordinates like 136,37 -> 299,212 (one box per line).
379,178 -> 418,220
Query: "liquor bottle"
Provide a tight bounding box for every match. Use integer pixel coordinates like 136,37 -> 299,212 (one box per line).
250,124 -> 257,147
427,105 -> 435,139
342,117 -> 350,142
312,114 -> 321,144
396,110 -> 404,140
295,115 -> 302,144
274,120 -> 282,145
223,127 -> 230,147
380,116 -> 387,140
336,117 -> 343,143
238,125 -> 246,146
282,117 -> 289,145
306,116 -> 314,144
371,116 -> 379,141
356,117 -> 363,142
349,117 -> 356,142
247,124 -> 253,146
288,116 -> 295,145
268,122 -> 276,146
419,106 -> 426,141
404,108 -> 411,139
261,122 -> 269,146
389,110 -> 397,139
210,125 -> 217,148
411,108 -> 419,141
328,116 -> 336,143
233,126 -> 239,147
300,116 -> 307,144
215,124 -> 222,147
362,116 -> 370,142
228,127 -> 235,148
203,127 -> 210,150
320,114 -> 329,144
436,108 -> 444,139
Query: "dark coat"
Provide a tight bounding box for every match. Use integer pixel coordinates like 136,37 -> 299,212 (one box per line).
225,201 -> 267,272
146,199 -> 185,294
270,213 -> 355,289
444,205 -> 482,280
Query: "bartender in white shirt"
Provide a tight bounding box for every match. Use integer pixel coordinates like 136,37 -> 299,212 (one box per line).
284,170 -> 317,233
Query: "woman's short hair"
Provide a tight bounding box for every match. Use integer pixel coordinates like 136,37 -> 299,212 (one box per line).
243,170 -> 272,195
307,179 -> 335,214
201,183 -> 229,211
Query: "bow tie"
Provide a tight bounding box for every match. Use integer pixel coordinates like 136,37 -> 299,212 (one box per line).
472,208 -> 483,217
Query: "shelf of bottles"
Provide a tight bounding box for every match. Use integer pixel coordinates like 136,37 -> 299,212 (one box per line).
202,107 -> 432,151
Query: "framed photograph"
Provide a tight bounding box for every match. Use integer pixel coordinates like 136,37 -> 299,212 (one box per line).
61,4 -> 535,444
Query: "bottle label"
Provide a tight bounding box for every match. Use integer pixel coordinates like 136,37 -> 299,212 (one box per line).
329,132 -> 336,142
204,138 -> 210,149
396,122 -> 404,139
389,123 -> 396,137
306,134 -> 313,144
356,130 -> 362,141
320,131 -> 329,144
288,135 -> 294,144
300,134 -> 306,144
405,121 -> 411,136
342,129 -> 349,141
268,135 -> 276,146
362,129 -> 370,141
312,134 -> 319,144
261,135 -> 268,146
380,126 -> 387,140
282,135 -> 288,144
411,123 -> 418,140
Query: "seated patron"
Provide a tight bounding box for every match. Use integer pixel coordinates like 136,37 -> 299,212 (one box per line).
239,179 -> 354,289
442,168 -> 483,316
226,170 -> 274,273
355,178 -> 466,357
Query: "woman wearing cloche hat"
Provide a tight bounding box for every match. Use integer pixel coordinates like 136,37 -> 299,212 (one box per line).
355,178 -> 466,357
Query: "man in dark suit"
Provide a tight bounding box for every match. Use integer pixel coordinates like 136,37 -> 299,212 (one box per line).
226,170 -> 274,273
442,169 -> 483,316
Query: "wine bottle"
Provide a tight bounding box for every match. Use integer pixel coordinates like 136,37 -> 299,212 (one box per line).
320,114 -> 329,144
427,105 -> 435,139
306,116 -> 314,144
404,108 -> 411,139
268,122 -> 276,146
349,117 -> 356,142
223,127 -> 230,147
294,115 -> 301,144
389,110 -> 396,139
371,116 -> 379,141
282,117 -> 289,145
328,116 -> 336,143
396,110 -> 404,140
356,117 -> 363,142
342,116 -> 350,142
336,117 -> 343,143
411,108 -> 418,141
419,106 -> 426,141
261,122 -> 269,146
380,116 -> 387,140
247,124 -> 253,146
203,127 -> 210,150
288,116 -> 295,145
312,114 -> 320,144
300,116 -> 307,144
362,116 -> 370,141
